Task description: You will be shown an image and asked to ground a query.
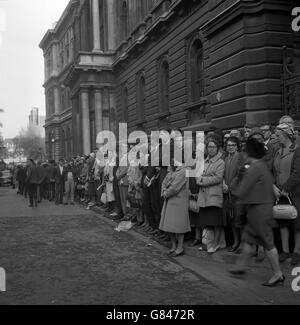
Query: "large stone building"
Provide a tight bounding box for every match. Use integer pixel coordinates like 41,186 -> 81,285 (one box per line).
28,108 -> 45,138
40,0 -> 299,161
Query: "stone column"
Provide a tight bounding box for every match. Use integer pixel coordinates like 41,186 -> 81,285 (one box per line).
54,87 -> 60,114
80,89 -> 91,155
102,87 -> 110,131
106,0 -> 117,50
95,89 -> 103,136
52,43 -> 58,75
109,90 -> 117,134
92,0 -> 102,52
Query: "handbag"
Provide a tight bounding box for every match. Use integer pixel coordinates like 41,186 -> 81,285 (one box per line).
100,192 -> 107,204
273,196 -> 298,220
189,199 -> 199,213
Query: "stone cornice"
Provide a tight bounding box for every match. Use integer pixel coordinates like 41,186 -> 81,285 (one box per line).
39,0 -> 79,50
201,0 -> 294,37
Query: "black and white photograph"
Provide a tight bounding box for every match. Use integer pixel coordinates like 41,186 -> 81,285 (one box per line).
0,0 -> 300,309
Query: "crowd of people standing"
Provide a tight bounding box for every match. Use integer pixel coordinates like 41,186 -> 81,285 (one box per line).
10,114 -> 300,286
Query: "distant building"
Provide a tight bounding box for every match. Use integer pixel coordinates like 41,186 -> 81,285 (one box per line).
40,0 -> 300,161
28,108 -> 45,138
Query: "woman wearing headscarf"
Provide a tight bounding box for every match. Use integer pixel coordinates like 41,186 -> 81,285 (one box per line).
273,123 -> 300,266
230,138 -> 284,287
197,138 -> 226,253
159,158 -> 190,257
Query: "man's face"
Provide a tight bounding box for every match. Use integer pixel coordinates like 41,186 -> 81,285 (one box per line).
226,140 -> 238,154
260,125 -> 272,141
244,128 -> 252,139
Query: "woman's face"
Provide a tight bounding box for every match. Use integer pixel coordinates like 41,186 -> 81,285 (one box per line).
226,140 -> 238,154
207,142 -> 218,157
275,129 -> 288,145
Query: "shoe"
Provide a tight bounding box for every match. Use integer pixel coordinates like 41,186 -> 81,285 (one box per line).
291,253 -> 300,266
167,249 -> 176,256
262,275 -> 285,287
228,245 -> 239,252
279,252 -> 290,263
170,250 -> 184,257
190,239 -> 202,247
229,268 -> 247,276
234,247 -> 242,254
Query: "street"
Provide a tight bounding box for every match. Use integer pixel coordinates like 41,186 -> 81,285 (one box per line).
0,187 -> 299,305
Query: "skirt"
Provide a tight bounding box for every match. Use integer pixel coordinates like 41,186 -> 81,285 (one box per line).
242,203 -> 275,251
198,206 -> 225,227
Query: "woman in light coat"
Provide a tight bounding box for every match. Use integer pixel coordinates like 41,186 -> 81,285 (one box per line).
159,161 -> 190,257
103,150 -> 115,211
197,139 -> 225,253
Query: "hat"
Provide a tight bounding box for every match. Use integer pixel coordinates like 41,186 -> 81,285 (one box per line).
277,123 -> 295,139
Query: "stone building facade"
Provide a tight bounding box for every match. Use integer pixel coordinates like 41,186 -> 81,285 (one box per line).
40,0 -> 299,161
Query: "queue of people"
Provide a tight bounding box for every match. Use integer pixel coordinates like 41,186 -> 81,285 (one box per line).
11,114 -> 300,287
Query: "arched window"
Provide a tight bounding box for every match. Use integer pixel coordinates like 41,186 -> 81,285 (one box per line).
159,58 -> 169,113
137,74 -> 146,121
190,38 -> 205,101
121,1 -> 129,41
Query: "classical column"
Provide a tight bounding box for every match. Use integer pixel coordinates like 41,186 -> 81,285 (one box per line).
102,87 -> 110,131
52,43 -> 58,75
106,0 -> 117,50
95,89 -> 103,136
80,89 -> 91,155
54,87 -> 60,114
92,0 -> 101,52
109,90 -> 117,134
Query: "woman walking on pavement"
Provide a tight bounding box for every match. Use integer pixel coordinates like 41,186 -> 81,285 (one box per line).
229,138 -> 284,287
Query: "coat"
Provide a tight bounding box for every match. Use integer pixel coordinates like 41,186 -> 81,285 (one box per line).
282,146 -> 300,198
54,166 -> 66,184
232,160 -> 274,205
224,151 -> 244,191
26,165 -> 39,185
159,166 -> 191,234
197,152 -> 225,208
36,165 -> 47,185
103,163 -> 115,202
116,166 -> 129,186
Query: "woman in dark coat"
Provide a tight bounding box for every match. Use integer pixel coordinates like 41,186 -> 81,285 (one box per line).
230,138 -> 284,287
223,136 -> 244,252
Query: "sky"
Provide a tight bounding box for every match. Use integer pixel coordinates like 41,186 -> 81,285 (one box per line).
0,0 -> 70,139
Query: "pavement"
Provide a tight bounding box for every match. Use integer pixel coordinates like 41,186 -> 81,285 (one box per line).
0,187 -> 299,305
